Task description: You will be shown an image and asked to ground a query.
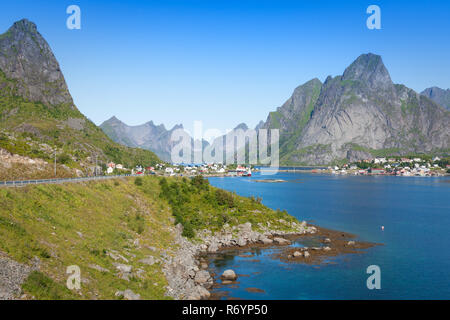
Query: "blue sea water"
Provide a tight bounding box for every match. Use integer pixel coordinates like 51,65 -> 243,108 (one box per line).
207,172 -> 450,299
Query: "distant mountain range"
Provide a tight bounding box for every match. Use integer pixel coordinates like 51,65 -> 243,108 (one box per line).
100,117 -> 247,162
101,53 -> 450,165
0,19 -> 160,172
5,20 -> 445,167
421,87 -> 450,110
100,116 -> 183,162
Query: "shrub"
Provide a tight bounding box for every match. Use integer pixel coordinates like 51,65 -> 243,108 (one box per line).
181,221 -> 195,238
22,271 -> 75,300
134,177 -> 143,186
215,189 -> 235,208
190,175 -> 209,191
57,153 -> 71,165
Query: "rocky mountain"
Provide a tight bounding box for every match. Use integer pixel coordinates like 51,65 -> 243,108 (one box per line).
0,19 -> 73,107
100,117 -> 184,162
0,19 -> 159,177
261,53 -> 450,165
421,87 -> 450,110
101,117 -> 252,163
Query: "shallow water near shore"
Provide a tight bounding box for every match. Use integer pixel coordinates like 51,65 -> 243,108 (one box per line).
208,172 -> 450,299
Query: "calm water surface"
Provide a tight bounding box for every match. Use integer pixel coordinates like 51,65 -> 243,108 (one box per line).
207,172 -> 450,299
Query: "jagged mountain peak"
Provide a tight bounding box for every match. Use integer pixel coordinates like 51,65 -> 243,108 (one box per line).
9,18 -> 38,34
234,123 -> 249,131
342,53 -> 392,90
0,19 -> 73,107
105,116 -> 123,124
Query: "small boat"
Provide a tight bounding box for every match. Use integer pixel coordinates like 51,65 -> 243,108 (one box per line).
242,169 -> 252,177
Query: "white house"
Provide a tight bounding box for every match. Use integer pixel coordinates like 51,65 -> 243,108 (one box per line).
165,167 -> 174,174
106,167 -> 114,174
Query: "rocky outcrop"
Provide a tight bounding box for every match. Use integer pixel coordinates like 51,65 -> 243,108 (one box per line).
0,19 -> 74,107
115,289 -> 141,300
162,221 -> 316,300
0,252 -> 35,300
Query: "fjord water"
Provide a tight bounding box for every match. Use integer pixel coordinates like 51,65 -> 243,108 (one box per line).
208,172 -> 450,299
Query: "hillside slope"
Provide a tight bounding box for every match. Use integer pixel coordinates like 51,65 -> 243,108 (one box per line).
0,19 -> 159,179
0,175 -> 300,299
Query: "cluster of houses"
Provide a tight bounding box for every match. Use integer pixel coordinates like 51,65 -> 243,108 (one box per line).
181,163 -> 227,175
328,157 -> 449,176
106,162 -> 126,174
104,161 -> 254,177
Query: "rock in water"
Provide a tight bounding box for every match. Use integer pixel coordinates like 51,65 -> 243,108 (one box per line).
273,237 -> 291,245
221,269 -> 237,281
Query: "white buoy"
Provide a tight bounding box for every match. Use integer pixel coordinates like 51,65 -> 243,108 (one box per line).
381,226 -> 384,231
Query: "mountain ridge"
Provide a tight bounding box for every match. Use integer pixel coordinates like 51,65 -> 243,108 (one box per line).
260,53 -> 450,165
0,19 -> 160,178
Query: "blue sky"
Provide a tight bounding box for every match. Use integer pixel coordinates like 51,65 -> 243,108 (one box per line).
1,0 -> 449,133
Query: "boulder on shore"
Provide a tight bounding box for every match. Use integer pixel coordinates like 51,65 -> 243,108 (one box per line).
221,269 -> 237,281
273,237 -> 291,245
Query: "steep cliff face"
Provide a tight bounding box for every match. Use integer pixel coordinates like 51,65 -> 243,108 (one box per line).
421,87 -> 450,110
262,79 -> 321,137
100,117 -> 183,162
262,54 -> 450,165
0,19 -> 73,107
0,19 -> 160,170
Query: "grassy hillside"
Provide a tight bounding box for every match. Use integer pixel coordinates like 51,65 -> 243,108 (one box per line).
0,175 -> 299,299
0,70 -> 160,178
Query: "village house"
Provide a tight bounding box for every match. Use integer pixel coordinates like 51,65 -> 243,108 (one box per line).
107,162 -> 116,169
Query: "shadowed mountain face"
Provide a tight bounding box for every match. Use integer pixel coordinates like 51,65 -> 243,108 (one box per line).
0,19 -> 73,107
100,117 -> 184,162
421,87 -> 450,110
0,19 -> 159,169
260,53 -> 450,165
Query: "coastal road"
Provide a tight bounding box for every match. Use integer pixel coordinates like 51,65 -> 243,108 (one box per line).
0,174 -> 139,188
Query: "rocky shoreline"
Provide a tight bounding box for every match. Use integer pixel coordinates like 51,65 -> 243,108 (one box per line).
162,220 -> 317,300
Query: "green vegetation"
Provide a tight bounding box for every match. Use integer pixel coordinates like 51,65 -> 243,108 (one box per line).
158,175 -> 297,238
346,143 -> 401,158
22,271 -> 76,300
0,175 -> 300,299
268,111 -> 281,129
0,177 -> 175,299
